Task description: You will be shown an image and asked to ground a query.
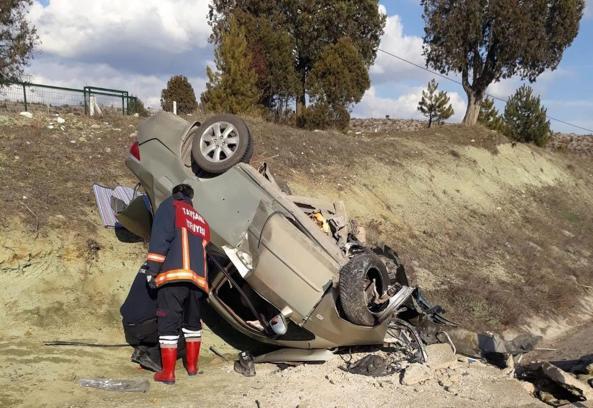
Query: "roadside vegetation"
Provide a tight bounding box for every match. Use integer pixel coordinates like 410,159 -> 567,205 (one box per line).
502,85 -> 552,147
201,16 -> 261,115
417,79 -> 454,128
0,0 -> 38,81
421,0 -> 584,126
204,0 -> 386,129
160,75 -> 198,114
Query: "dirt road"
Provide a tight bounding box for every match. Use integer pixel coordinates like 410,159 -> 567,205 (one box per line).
0,338 -> 544,408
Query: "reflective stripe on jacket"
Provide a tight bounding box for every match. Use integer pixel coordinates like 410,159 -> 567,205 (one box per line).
146,193 -> 210,292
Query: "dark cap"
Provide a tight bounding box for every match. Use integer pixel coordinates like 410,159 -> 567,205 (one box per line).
172,184 -> 194,199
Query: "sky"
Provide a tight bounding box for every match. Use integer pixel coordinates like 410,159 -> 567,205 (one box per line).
28,0 -> 593,134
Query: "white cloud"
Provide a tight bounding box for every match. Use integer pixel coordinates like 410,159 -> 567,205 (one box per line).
585,0 -> 592,18
353,85 -> 466,122
487,79 -> 520,100
24,1 -> 212,108
370,14 -> 428,83
29,0 -> 212,59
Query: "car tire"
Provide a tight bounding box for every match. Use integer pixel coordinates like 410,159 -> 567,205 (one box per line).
339,252 -> 391,326
192,114 -> 253,174
372,245 -> 415,287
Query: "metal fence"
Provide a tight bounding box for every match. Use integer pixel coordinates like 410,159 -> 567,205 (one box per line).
0,80 -> 139,115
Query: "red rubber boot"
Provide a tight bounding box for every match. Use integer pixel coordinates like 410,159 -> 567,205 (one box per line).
154,347 -> 177,384
184,340 -> 201,376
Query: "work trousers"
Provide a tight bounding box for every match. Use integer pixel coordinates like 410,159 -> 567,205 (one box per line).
156,283 -> 202,346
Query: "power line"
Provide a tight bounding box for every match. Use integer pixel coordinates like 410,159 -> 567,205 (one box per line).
377,48 -> 593,134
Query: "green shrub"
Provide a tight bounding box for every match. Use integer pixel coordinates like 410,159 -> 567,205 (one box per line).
297,103 -> 349,131
503,85 -> 551,147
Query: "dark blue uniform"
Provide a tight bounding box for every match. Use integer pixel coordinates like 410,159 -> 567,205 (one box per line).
146,194 -> 210,291
146,191 -> 210,344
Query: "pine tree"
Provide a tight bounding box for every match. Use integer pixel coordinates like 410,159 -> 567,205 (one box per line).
417,79 -> 454,128
303,37 -> 370,129
201,17 -> 261,114
478,97 -> 504,131
160,75 -> 198,114
503,85 -> 551,147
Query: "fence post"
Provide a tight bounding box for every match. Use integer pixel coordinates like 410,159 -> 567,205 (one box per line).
90,95 -> 95,116
173,101 -> 177,115
83,88 -> 88,115
121,95 -> 125,115
22,84 -> 28,112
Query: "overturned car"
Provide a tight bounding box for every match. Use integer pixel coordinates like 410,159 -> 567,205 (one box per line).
105,113 -> 454,362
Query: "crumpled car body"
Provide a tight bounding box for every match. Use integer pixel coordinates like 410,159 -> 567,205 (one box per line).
117,112 -> 442,355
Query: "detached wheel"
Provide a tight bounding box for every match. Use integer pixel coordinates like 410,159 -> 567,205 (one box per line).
192,114 -> 253,174
339,253 -> 390,326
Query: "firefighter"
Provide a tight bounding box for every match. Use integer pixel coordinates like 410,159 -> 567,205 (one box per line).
145,184 -> 210,385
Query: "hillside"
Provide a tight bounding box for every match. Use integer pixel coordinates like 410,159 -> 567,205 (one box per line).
1,111 -> 592,406
246,117 -> 593,334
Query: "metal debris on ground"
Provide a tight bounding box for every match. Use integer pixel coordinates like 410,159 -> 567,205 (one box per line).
342,318 -> 430,378
517,361 -> 593,406
79,378 -> 150,393
234,351 -> 256,377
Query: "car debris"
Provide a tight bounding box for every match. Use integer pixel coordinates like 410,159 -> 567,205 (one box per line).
517,361 -> 593,406
234,351 -> 256,377
79,378 -> 150,393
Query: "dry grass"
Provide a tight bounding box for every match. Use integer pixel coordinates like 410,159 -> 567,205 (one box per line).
0,112 -> 139,233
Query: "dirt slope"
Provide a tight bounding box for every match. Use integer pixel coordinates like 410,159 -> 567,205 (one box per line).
1,112 -> 592,407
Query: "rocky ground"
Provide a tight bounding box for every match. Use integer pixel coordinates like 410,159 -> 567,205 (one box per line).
549,133 -> 593,156
349,118 -> 428,134
1,111 -> 593,407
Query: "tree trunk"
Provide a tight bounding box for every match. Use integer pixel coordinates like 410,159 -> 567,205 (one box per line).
463,91 -> 482,126
295,69 -> 306,120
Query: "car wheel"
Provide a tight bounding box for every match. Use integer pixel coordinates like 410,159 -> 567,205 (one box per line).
372,245 -> 416,287
339,252 -> 390,326
191,114 -> 253,174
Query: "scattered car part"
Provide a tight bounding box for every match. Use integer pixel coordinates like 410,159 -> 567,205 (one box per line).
234,351 -> 256,377
346,354 -> 398,377
79,378 -> 150,393
385,318 -> 428,364
517,361 -> 593,406
253,349 -> 335,364
191,114 -> 253,174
